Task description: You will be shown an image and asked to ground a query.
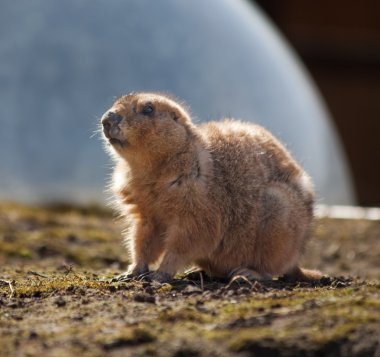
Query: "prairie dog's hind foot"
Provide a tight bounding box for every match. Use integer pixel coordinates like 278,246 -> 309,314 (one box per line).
229,267 -> 272,281
282,266 -> 324,282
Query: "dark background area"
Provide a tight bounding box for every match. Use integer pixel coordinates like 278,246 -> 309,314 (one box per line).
255,0 -> 380,206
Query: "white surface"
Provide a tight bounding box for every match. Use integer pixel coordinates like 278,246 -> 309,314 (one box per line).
316,205 -> 380,221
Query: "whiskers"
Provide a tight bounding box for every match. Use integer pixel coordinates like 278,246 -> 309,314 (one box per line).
90,129 -> 101,139
90,124 -> 104,139
89,114 -> 106,140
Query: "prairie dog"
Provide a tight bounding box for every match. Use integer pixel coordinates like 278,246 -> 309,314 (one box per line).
101,92 -> 322,283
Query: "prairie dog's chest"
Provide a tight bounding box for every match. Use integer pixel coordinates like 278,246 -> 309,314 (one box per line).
114,171 -> 179,213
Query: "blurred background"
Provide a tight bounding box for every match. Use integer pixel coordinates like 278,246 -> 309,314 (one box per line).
255,0 -> 380,206
0,0 -> 378,206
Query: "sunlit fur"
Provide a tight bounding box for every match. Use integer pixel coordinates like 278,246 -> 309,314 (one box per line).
101,92 -> 322,282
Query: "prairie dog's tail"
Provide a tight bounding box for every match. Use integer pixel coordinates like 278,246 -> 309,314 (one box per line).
283,266 -> 324,282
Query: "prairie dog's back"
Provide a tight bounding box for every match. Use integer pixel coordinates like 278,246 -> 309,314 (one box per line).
201,120 -> 304,190
200,120 -> 312,226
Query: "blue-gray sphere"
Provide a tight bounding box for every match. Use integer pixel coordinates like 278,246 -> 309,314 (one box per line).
0,0 -> 354,204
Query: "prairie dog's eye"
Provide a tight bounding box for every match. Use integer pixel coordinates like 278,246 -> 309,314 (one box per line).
141,103 -> 154,115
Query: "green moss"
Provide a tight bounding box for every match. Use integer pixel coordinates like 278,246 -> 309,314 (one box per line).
96,326 -> 156,349
228,327 -> 275,352
156,283 -> 173,294
0,272 -> 105,298
159,306 -> 209,323
1,201 -> 379,357
213,286 -> 380,352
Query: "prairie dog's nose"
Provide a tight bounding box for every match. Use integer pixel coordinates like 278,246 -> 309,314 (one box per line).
101,111 -> 123,130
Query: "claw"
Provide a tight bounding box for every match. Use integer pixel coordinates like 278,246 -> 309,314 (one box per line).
112,270 -> 171,283
111,264 -> 150,282
111,273 -> 133,282
137,272 -> 153,281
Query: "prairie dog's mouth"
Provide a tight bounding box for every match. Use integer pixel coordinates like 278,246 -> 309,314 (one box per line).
109,137 -> 125,146
101,111 -> 126,146
103,125 -> 127,146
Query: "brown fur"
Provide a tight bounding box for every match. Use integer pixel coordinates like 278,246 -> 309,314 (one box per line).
101,92 -> 322,282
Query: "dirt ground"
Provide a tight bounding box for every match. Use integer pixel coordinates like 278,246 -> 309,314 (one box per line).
0,202 -> 379,357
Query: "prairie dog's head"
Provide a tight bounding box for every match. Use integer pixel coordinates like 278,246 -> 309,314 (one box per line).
101,93 -> 194,161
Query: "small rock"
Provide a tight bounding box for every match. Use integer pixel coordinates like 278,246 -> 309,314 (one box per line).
65,285 -> 75,293
133,293 -> 156,304
77,288 -> 86,296
71,314 -> 84,321
54,296 -> 66,307
144,286 -> 155,295
237,287 -> 251,295
108,285 -> 117,293
36,245 -> 58,258
32,291 -> 41,298
225,290 -> 236,297
66,234 -> 78,242
29,330 -> 38,339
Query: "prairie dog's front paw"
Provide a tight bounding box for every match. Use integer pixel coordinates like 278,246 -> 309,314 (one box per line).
127,263 -> 149,277
112,264 -> 149,282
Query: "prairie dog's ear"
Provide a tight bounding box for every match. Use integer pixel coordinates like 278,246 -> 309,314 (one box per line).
171,111 -> 179,121
169,105 -> 192,126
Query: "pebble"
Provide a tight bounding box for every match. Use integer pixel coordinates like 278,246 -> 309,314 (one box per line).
54,296 -> 66,307
133,293 -> 156,304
